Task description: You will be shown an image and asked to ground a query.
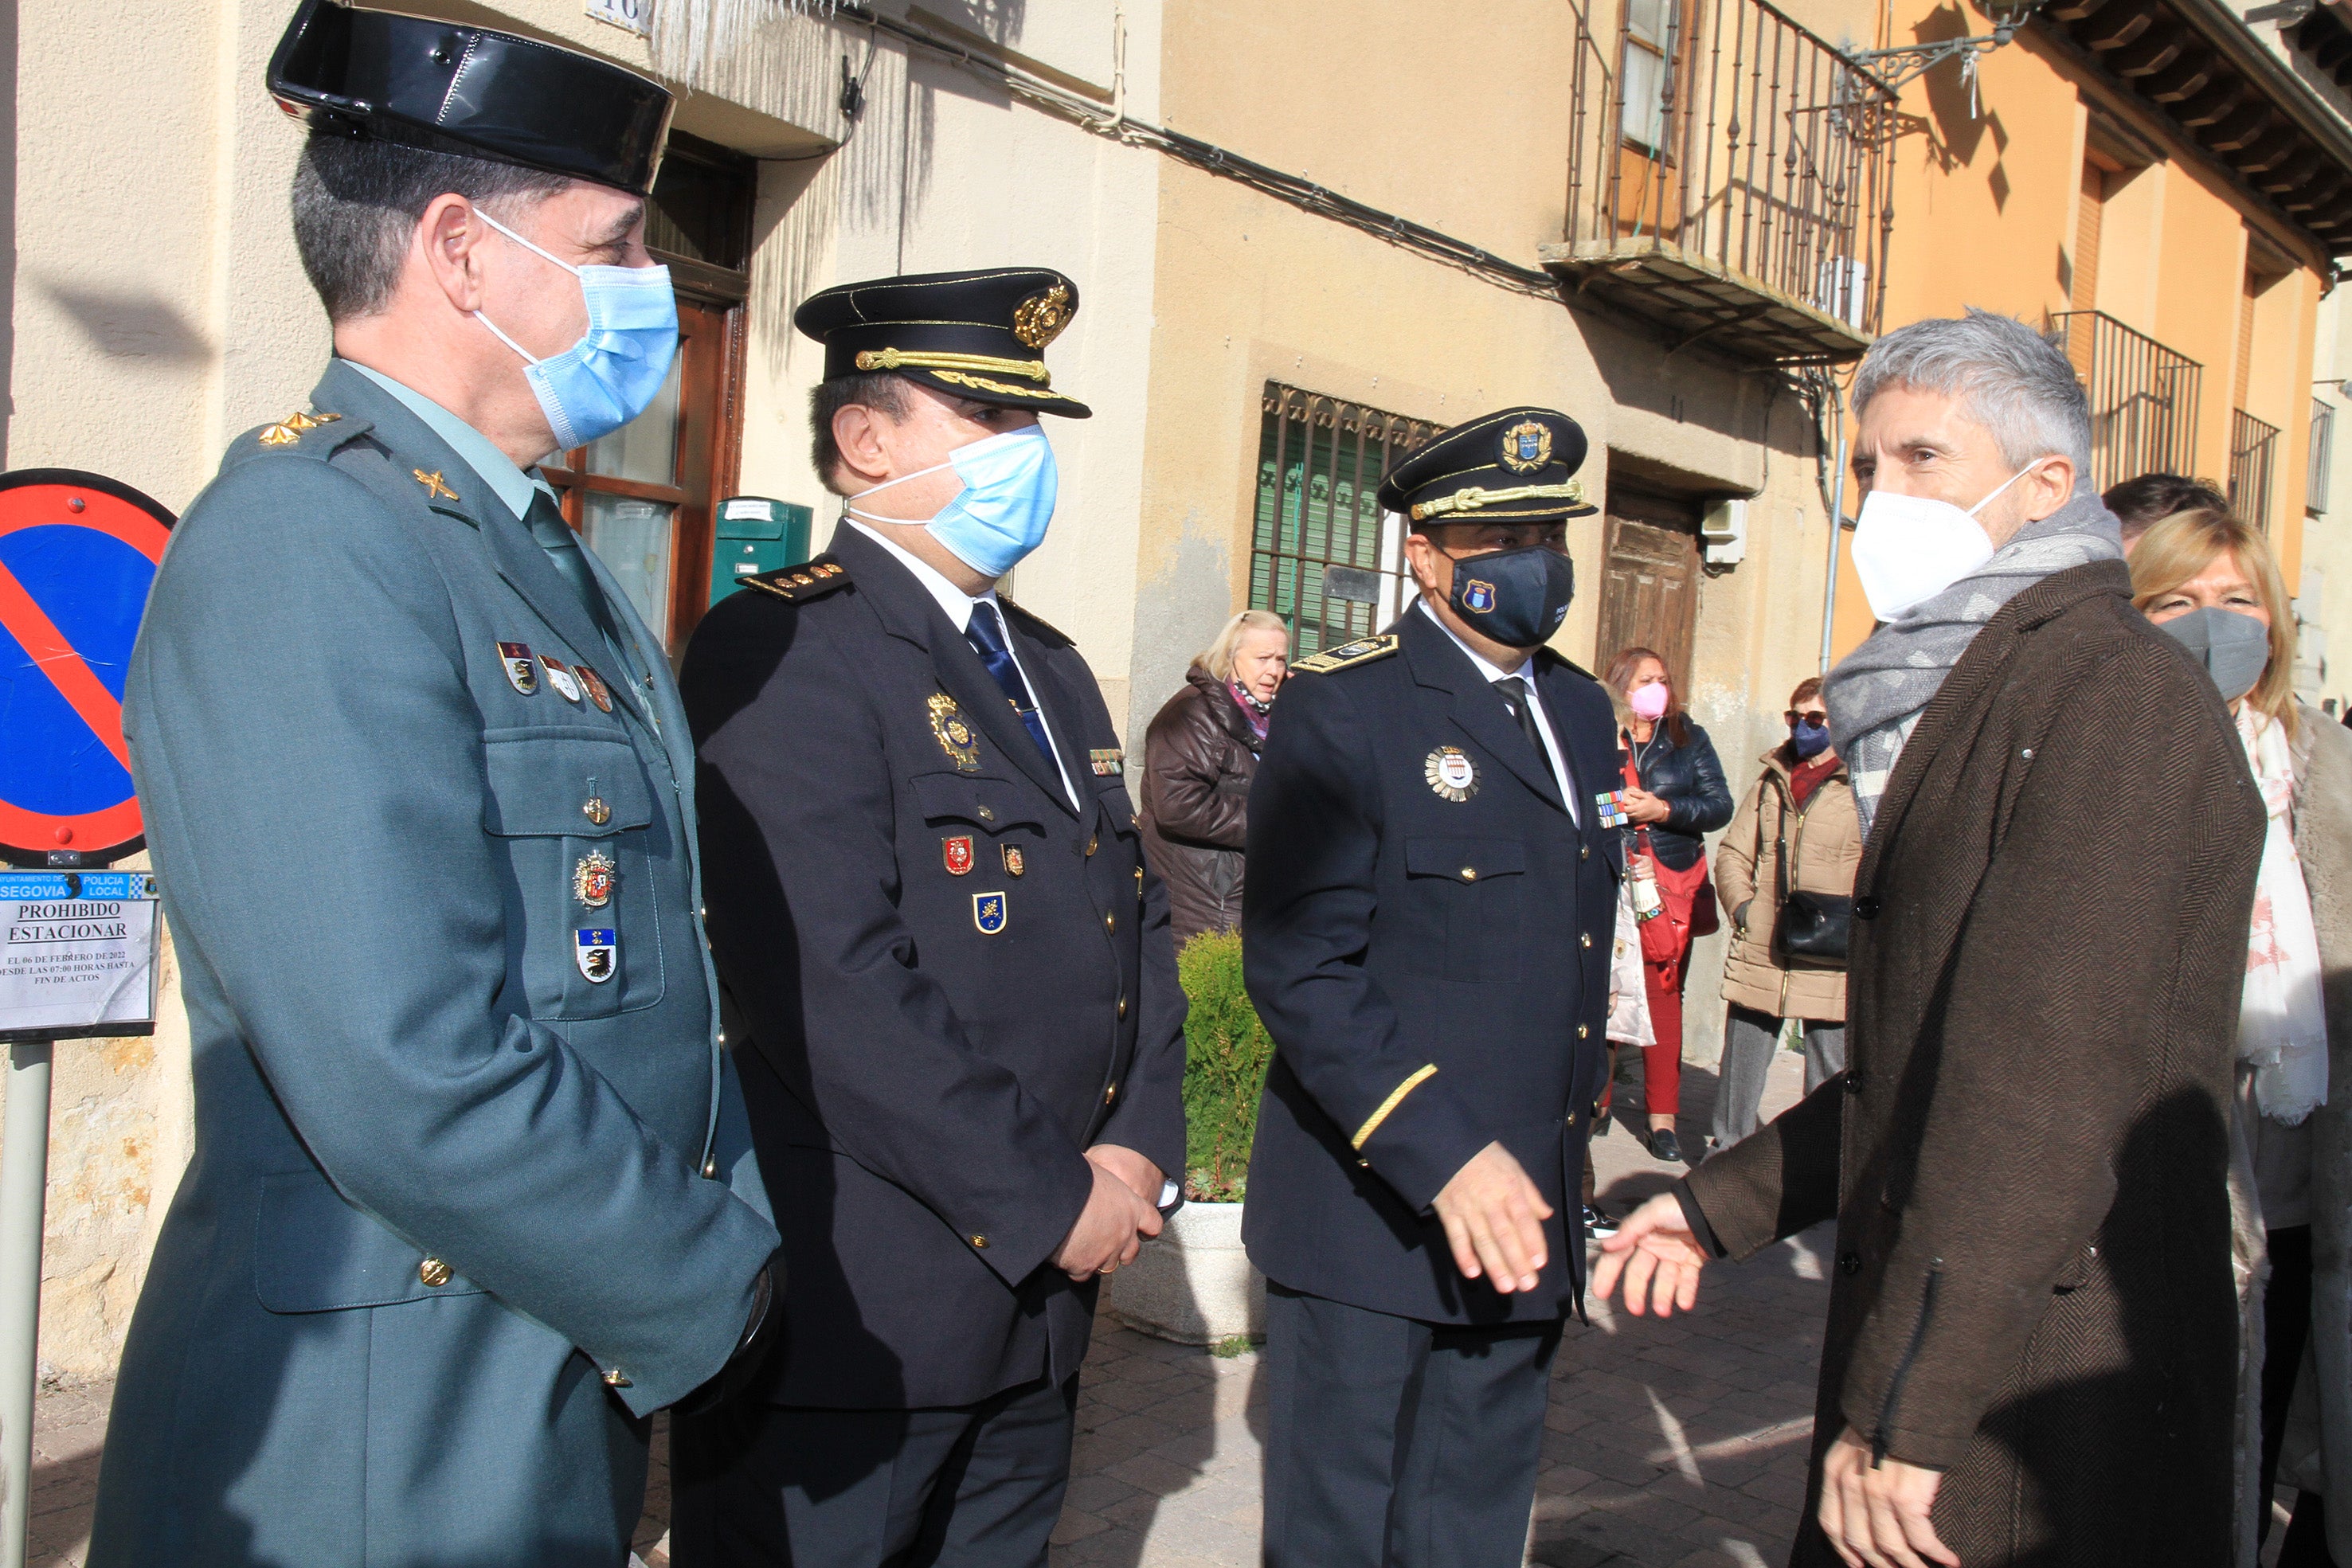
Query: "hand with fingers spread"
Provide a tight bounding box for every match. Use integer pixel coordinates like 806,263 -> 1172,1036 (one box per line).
1817,1430 -> 1957,1568
1588,1191 -> 1709,1316
1430,1141 -> 1552,1292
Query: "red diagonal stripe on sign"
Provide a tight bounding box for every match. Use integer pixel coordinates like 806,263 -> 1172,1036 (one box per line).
0,556 -> 132,774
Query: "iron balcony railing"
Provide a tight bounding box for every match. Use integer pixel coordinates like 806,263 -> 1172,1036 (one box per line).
2049,311 -> 2204,497
2232,408 -> 2282,534
2311,397 -> 2334,515
1563,0 -> 1896,341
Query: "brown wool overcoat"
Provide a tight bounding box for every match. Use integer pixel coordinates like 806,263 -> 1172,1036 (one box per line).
1684,561 -> 2265,1565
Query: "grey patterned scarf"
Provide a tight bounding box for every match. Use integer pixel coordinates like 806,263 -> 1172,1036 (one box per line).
1826,491 -> 2123,834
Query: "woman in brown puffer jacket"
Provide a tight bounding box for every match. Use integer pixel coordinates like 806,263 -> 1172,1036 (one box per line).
1140,611 -> 1289,943
1708,675 -> 1862,1153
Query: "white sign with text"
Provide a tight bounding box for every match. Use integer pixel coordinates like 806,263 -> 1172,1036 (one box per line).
0,871 -> 159,1036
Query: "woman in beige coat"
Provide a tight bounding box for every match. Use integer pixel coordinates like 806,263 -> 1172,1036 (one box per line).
2132,508 -> 2352,1566
1708,676 -> 1862,1152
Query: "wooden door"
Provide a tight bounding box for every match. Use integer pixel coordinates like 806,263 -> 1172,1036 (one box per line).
1596,502 -> 1700,692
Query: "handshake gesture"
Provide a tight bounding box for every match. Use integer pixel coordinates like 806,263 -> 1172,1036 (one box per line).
1054,1145 -> 1166,1281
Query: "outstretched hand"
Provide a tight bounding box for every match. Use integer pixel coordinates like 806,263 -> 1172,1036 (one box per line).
1588,1192 -> 1710,1316
1818,1429 -> 1957,1568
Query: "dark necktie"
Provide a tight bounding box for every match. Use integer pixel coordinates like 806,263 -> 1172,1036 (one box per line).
523,491 -> 639,684
966,600 -> 1058,770
1494,675 -> 1558,788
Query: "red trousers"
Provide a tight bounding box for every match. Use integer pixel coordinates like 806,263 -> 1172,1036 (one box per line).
1641,946 -> 1689,1117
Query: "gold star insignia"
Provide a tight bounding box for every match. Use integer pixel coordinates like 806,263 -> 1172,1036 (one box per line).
413,469 -> 460,502
256,409 -> 342,447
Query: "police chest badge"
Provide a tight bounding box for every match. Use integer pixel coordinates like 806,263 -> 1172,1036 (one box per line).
1002,843 -> 1025,877
575,929 -> 617,983
1461,578 -> 1498,615
972,891 -> 1008,935
497,642 -> 538,695
1499,419 -> 1552,473
573,850 -> 616,909
1426,745 -> 1480,802
542,657 -> 583,703
944,835 -> 975,876
929,693 -> 981,772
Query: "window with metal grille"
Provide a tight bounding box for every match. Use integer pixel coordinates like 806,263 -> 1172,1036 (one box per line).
1249,385 -> 1437,657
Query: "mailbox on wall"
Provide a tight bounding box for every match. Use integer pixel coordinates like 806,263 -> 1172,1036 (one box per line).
710,496 -> 812,605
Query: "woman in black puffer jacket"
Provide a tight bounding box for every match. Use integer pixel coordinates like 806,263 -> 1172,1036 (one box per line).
1604,646 -> 1732,1163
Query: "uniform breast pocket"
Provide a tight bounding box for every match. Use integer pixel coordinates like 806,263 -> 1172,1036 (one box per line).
1403,837 -> 1526,983
482,730 -> 667,1020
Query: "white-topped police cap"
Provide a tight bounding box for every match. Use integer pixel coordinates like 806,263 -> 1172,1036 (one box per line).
267,0 -> 675,197
793,268 -> 1093,419
1376,407 -> 1597,527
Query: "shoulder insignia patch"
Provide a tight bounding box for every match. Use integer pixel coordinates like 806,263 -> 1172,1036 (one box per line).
995,592 -> 1072,647
1293,634 -> 1400,675
740,555 -> 852,604
255,409 -> 343,448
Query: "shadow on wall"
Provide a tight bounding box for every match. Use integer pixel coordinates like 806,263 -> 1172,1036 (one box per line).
36,282 -> 213,366
1573,308 -> 1809,467
1125,507 -> 1237,747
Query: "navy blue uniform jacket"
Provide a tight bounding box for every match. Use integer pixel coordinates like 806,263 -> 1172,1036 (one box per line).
682,524 -> 1187,1408
1242,606 -> 1618,1324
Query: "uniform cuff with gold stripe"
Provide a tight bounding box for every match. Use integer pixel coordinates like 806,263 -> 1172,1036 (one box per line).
1347,1065 -> 1490,1216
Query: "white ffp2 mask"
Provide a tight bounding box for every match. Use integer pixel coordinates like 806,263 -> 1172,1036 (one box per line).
1849,463 -> 2041,622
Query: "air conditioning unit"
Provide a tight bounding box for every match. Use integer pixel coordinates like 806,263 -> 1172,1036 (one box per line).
1817,259 -> 1869,330
1701,499 -> 1748,565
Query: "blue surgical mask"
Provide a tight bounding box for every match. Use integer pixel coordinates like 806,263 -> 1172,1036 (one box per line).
847,425 -> 1058,580
472,210 -> 679,451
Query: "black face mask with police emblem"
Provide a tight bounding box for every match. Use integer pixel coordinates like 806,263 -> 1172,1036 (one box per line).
1446,544 -> 1576,650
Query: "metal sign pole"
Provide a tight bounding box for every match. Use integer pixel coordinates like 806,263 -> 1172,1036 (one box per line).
0,1040 -> 53,1568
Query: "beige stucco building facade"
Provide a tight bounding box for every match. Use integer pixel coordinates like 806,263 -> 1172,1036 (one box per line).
10,0 -> 2352,1381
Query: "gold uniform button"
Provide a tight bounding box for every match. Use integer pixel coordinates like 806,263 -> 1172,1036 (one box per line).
978,805 -> 996,822
1117,995 -> 1129,1019
1104,1082 -> 1119,1105
1567,1111 -> 1577,1126
969,1234 -> 989,1249
603,1368 -> 632,1388
702,1157 -> 718,1179
1461,867 -> 1477,881
1086,835 -> 1098,857
1580,845 -> 1590,861
1579,933 -> 1593,948
1104,913 -> 1115,933
418,1257 -> 451,1288
1577,1024 -> 1590,1038
582,797 -> 611,827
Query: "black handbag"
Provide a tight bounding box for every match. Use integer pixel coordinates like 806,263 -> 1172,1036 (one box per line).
1770,787 -> 1851,967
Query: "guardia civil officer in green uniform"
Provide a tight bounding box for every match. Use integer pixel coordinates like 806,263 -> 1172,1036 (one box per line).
90,5 -> 781,1563
1242,409 -> 1620,1567
673,272 -> 1187,1566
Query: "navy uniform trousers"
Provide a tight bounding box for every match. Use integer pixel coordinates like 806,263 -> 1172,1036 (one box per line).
1241,607 -> 1619,1567
673,524 -> 1187,1567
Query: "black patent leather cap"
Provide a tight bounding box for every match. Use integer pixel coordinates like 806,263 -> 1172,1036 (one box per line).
1376,406 -> 1596,526
268,0 -> 674,196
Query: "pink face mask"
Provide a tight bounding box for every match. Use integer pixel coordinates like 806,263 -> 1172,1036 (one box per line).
1628,682 -> 1671,721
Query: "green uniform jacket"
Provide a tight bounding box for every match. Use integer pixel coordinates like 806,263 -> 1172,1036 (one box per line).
88,361 -> 781,1567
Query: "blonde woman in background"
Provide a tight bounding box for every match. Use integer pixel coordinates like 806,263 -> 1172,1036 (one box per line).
1140,610 -> 1289,943
2134,509 -> 2352,1566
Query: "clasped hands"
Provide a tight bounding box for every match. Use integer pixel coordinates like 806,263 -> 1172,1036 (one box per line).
1052,1144 -> 1164,1281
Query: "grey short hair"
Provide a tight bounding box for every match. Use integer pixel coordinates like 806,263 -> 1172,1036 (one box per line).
1197,609 -> 1289,682
1852,307 -> 2092,476
291,133 -> 573,323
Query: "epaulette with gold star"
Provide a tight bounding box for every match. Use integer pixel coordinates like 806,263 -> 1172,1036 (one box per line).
739,556 -> 851,604
252,409 -> 344,448
1292,634 -> 1399,675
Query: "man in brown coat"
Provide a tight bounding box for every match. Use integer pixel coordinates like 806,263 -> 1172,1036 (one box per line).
1597,311 -> 2264,1566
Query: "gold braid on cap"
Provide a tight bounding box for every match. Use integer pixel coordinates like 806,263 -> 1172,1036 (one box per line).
853,348 -> 1051,384
1409,480 -> 1587,522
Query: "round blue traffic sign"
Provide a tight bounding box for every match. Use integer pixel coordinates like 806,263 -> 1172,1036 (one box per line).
0,470 -> 174,866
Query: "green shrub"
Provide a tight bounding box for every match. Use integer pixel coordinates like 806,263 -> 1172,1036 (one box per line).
1177,929 -> 1276,1203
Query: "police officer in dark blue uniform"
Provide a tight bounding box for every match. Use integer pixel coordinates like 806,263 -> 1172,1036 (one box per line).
672,269 -> 1186,1567
1242,408 -> 1619,1567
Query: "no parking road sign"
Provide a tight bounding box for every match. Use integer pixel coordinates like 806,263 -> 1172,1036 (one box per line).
0,470 -> 173,868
